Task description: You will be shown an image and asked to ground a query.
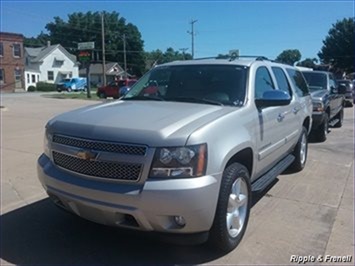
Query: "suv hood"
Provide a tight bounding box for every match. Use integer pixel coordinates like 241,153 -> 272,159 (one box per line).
310,90 -> 328,101
48,100 -> 236,147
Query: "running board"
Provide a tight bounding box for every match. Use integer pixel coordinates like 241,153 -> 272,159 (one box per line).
252,154 -> 295,193
329,118 -> 339,127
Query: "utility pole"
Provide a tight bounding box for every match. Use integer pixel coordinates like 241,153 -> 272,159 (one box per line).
123,33 -> 127,79
179,48 -> 188,60
101,12 -> 106,86
187,19 -> 198,59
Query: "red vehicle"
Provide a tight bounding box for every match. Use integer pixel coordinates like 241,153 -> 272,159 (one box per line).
97,79 -> 137,99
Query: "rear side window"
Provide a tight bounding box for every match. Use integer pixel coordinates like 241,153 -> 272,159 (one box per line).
271,67 -> 292,96
255,67 -> 275,99
286,69 -> 309,97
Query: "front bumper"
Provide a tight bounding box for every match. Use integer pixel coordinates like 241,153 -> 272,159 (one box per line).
37,154 -> 220,234
311,112 -> 326,129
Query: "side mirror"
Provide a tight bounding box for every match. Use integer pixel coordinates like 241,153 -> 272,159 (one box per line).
331,87 -> 338,94
255,90 -> 291,108
337,84 -> 347,94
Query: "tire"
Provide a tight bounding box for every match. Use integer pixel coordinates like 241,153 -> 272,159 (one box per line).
99,92 -> 106,99
333,108 -> 343,128
314,113 -> 328,142
209,163 -> 251,252
289,126 -> 308,172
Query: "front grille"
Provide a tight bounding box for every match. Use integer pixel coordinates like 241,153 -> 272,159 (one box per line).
53,151 -> 142,181
53,135 -> 147,156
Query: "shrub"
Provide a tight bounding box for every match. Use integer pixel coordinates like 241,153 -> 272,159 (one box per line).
27,85 -> 36,92
36,82 -> 57,92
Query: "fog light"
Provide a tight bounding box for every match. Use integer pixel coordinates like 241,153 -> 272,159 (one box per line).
174,216 -> 186,227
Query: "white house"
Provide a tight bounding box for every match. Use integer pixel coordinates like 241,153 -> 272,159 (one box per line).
24,43 -> 79,90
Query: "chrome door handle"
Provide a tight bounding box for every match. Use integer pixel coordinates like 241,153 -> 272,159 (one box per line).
293,106 -> 301,114
277,113 -> 285,122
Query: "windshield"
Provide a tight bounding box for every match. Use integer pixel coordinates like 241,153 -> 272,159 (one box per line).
302,72 -> 327,92
123,65 -> 248,106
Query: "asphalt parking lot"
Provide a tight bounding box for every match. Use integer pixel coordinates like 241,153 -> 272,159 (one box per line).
1,93 -> 354,265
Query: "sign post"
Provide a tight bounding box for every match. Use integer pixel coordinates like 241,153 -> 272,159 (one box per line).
78,42 -> 95,98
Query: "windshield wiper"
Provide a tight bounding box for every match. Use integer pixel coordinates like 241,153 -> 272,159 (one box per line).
166,97 -> 224,106
123,95 -> 165,101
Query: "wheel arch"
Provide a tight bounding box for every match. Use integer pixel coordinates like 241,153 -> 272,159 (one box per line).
225,148 -> 253,178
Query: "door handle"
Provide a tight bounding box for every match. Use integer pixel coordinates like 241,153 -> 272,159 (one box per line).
277,113 -> 285,122
293,106 -> 301,114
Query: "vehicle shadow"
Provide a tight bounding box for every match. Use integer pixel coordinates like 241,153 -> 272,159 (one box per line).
0,198 -> 227,265
1,178 -> 279,266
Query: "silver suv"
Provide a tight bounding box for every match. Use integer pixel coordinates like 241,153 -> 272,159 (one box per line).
38,57 -> 312,252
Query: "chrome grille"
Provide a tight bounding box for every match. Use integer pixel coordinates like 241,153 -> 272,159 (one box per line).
53,151 -> 142,181
53,135 -> 147,156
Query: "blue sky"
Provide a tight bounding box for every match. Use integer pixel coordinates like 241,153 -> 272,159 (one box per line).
1,1 -> 354,60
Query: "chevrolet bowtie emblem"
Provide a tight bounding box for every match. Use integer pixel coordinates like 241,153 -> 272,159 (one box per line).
76,150 -> 98,161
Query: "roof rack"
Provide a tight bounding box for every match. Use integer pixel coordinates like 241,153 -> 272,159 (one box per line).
193,55 -> 271,62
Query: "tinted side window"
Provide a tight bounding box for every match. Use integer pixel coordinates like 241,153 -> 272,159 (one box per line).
271,67 -> 292,95
286,69 -> 309,97
255,67 -> 275,99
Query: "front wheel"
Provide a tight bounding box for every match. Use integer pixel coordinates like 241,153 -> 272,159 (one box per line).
209,163 -> 251,252
289,126 -> 308,172
333,108 -> 343,128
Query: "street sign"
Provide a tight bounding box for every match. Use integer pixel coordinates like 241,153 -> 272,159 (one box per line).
78,50 -> 91,63
78,42 -> 95,50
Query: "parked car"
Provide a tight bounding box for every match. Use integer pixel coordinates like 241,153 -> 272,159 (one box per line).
38,57 -> 312,252
302,71 -> 345,142
57,78 -> 87,92
336,79 -> 353,107
96,79 -> 137,99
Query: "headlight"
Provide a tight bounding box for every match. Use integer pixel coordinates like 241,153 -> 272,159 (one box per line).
312,102 -> 324,112
43,130 -> 52,157
150,144 -> 207,178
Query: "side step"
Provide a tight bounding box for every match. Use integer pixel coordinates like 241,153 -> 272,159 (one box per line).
329,118 -> 339,127
252,154 -> 295,193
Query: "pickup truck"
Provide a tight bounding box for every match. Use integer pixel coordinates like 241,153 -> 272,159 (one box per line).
38,57 -> 312,252
57,77 -> 87,92
302,70 -> 345,142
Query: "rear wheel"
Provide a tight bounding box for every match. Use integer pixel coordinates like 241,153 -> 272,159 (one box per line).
289,126 -> 308,172
209,163 -> 251,252
98,92 -> 106,99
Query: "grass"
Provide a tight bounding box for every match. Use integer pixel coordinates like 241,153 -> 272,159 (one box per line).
42,91 -> 101,101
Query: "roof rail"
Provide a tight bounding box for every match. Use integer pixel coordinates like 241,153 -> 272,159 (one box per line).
192,55 -> 271,61
230,55 -> 270,61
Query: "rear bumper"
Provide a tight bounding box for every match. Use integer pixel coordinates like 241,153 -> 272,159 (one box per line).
37,154 -> 221,234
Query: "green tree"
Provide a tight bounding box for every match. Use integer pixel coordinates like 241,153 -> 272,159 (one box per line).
24,32 -> 50,47
44,11 -> 145,76
297,58 -> 318,68
145,48 -> 192,70
318,17 -> 354,73
275,49 -> 301,65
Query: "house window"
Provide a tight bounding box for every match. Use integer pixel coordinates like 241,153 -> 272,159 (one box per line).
31,74 -> 36,83
37,75 -> 39,82
69,72 -> 72,78
0,42 -> 3,57
27,73 -> 30,83
48,71 -> 54,81
14,69 -> 21,81
13,43 -> 21,57
0,69 -> 4,84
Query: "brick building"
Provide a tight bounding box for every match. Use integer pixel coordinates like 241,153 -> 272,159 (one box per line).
0,32 -> 25,92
